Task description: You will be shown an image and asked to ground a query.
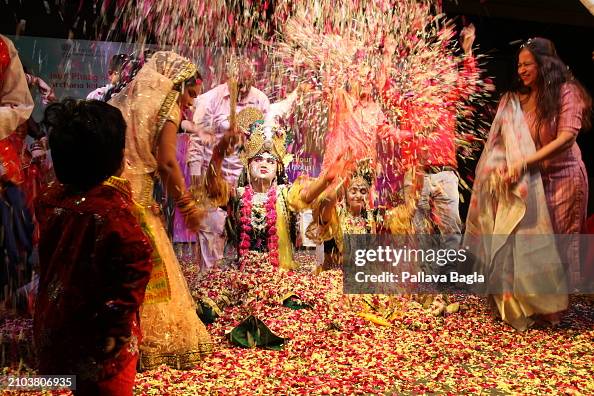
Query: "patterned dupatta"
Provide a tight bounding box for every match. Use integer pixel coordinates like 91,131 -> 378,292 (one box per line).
464,94 -> 567,330
108,52 -> 197,304
109,51 -> 197,177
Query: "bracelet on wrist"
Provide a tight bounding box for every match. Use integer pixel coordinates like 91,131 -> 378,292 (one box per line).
177,200 -> 196,212
176,200 -> 194,211
175,191 -> 194,208
181,204 -> 203,220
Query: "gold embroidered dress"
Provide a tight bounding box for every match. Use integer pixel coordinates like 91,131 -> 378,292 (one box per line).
311,203 -> 376,270
109,52 -> 212,369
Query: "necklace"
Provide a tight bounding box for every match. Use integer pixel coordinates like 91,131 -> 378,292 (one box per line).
239,185 -> 279,269
252,191 -> 268,205
251,194 -> 268,233
342,208 -> 369,234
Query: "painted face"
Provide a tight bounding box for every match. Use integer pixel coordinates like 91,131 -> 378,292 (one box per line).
346,179 -> 369,213
518,49 -> 538,89
249,152 -> 278,182
179,80 -> 201,111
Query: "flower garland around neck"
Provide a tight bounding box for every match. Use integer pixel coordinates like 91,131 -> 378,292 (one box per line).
239,185 -> 279,270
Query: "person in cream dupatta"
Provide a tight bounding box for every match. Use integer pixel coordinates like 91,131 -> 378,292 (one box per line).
464,93 -> 567,331
109,51 -> 213,369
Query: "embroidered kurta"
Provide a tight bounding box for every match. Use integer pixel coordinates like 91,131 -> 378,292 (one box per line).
34,178 -> 153,381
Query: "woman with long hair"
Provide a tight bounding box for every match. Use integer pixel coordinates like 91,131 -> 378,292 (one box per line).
510,38 -> 591,286
465,37 -> 592,330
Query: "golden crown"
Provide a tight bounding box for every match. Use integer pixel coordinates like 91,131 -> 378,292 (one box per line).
351,158 -> 375,187
237,107 -> 264,132
238,107 -> 293,167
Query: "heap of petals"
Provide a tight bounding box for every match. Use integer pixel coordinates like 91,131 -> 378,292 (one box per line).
2,252 -> 593,394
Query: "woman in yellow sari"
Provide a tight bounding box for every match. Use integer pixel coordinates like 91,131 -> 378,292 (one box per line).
109,51 -> 213,369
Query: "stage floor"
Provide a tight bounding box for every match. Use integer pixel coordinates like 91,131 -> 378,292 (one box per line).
2,251 -> 594,395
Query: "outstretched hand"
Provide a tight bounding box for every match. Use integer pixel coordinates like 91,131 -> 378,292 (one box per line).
37,77 -> 57,104
184,206 -> 205,233
323,153 -> 355,185
378,126 -> 414,144
299,153 -> 354,205
504,159 -> 526,185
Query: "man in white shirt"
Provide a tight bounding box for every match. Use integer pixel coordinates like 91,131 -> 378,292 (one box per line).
183,58 -> 270,270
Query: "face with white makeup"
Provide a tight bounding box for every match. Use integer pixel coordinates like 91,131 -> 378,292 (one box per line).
248,151 -> 278,183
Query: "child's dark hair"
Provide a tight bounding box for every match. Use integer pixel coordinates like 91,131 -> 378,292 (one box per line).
43,99 -> 126,189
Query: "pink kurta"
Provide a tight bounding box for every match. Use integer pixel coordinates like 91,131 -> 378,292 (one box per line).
523,83 -> 588,284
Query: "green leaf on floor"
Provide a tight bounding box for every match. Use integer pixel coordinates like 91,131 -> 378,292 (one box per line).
228,315 -> 286,350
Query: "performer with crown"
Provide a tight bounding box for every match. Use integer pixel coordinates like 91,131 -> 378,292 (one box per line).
305,158 -> 377,271
205,107 -> 347,270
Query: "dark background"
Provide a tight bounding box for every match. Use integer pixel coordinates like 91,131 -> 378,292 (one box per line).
1,0 -> 593,217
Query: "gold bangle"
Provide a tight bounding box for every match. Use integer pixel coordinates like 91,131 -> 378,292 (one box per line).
181,205 -> 204,220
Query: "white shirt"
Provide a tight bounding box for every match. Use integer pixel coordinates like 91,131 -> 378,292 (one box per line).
187,83 -> 270,183
86,84 -> 112,101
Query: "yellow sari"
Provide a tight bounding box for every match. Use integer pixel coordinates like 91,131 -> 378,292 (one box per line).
109,52 -> 213,369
